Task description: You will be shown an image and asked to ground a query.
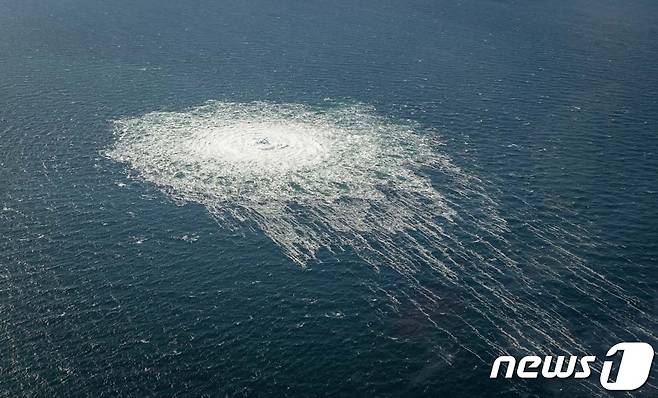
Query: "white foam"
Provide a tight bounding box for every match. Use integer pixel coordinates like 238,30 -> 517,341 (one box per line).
107,101 -> 459,267
107,101 -> 656,388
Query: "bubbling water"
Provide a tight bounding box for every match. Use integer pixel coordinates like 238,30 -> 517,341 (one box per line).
189,121 -> 331,173
107,101 -> 656,395
107,101 -> 461,267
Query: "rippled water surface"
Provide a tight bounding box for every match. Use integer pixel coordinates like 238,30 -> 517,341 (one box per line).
1,0 -> 657,396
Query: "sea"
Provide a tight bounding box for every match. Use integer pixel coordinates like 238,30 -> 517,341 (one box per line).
1,0 -> 657,396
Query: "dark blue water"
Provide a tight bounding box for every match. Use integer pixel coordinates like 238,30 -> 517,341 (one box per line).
1,0 -> 657,396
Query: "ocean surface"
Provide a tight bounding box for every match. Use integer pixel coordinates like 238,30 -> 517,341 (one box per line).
1,0 -> 657,396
